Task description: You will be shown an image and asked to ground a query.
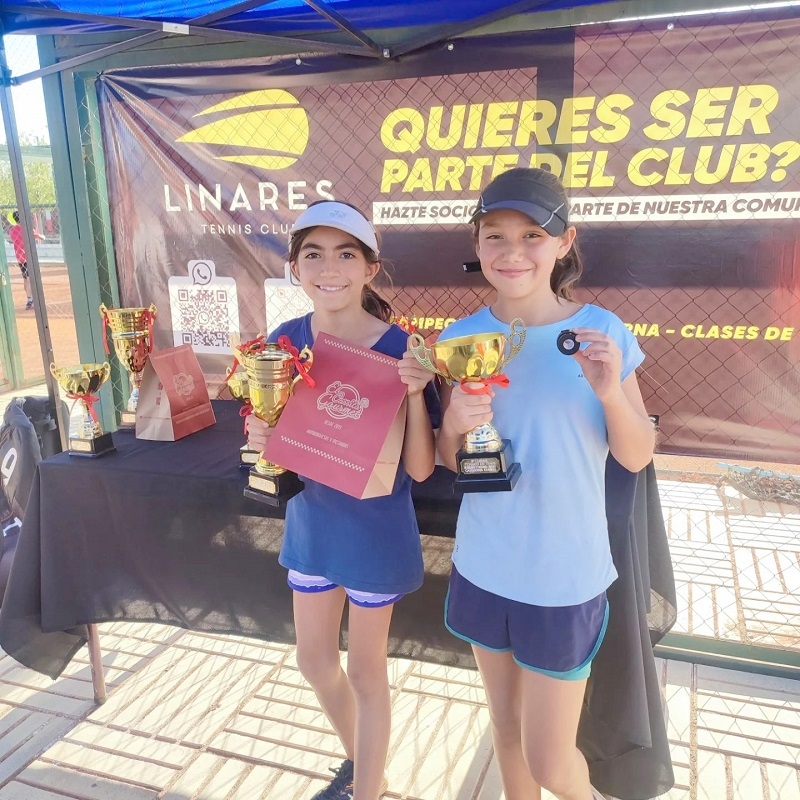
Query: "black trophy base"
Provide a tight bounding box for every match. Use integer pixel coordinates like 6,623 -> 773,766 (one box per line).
117,410 -> 137,432
68,432 -> 116,458
455,439 -> 521,493
244,468 -> 304,507
239,444 -> 260,470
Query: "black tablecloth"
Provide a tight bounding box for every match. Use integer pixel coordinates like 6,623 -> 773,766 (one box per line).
0,400 -> 675,799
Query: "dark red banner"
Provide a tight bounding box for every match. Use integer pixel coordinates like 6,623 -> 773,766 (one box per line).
97,11 -> 800,461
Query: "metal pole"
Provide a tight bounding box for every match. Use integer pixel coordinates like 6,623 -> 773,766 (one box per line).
0,35 -> 67,451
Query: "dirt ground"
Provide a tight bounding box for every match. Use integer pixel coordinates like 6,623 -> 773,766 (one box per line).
1,263 -> 80,386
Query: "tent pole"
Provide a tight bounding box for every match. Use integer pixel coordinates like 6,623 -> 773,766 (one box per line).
0,35 -> 67,449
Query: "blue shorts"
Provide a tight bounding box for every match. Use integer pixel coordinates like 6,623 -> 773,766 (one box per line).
287,570 -> 404,608
445,566 -> 609,680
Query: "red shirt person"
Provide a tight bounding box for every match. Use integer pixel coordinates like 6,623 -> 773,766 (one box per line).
7,210 -> 44,310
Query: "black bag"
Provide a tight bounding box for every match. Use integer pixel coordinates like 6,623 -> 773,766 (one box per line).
20,395 -> 64,460
0,394 -> 64,529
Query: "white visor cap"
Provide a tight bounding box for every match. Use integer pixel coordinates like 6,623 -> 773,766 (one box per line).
290,202 -> 379,255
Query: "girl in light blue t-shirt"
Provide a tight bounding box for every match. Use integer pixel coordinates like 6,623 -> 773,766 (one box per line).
437,168 -> 654,800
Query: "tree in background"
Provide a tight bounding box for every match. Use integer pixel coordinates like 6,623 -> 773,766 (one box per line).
0,134 -> 55,208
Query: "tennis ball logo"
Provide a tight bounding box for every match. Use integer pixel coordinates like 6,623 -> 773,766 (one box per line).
177,89 -> 309,170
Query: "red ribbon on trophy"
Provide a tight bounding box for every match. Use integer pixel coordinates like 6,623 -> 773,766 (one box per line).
278,335 -> 316,388
460,374 -> 511,395
227,334 -> 267,381
67,391 -> 100,424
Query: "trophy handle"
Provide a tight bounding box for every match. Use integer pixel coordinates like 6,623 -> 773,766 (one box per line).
49,362 -> 58,378
504,318 -> 527,366
290,346 -> 314,392
409,333 -> 441,375
147,303 -> 158,320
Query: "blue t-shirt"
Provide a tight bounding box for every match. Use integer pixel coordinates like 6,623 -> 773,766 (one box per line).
442,304 -> 645,607
269,313 -> 441,594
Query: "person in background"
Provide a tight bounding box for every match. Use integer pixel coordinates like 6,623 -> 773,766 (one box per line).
8,210 -> 45,311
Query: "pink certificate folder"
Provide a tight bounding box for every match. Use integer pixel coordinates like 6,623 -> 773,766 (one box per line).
264,332 -> 408,499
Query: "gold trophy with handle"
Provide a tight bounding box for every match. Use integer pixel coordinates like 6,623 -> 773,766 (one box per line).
100,303 -> 157,430
225,366 -> 260,469
231,334 -> 313,506
50,362 -> 116,457
410,319 -> 525,491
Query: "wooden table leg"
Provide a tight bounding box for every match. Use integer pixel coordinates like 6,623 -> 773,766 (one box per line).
86,623 -> 107,704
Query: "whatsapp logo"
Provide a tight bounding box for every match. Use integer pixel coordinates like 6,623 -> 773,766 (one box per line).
177,89 -> 310,169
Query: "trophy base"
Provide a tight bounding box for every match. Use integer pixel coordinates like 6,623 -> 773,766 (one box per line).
239,444 -> 260,470
68,432 -> 116,458
455,440 -> 521,493
118,410 -> 137,431
244,468 -> 304,507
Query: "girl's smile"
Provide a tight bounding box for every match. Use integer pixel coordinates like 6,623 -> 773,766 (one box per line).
293,226 -> 377,308
476,209 -> 573,298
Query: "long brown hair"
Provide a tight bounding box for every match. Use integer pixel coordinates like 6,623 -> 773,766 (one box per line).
288,201 -> 393,323
473,168 -> 583,300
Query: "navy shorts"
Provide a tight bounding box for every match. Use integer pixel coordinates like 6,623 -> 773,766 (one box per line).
445,566 -> 608,680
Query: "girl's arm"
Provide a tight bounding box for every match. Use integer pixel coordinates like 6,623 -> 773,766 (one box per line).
436,382 -> 495,473
398,349 -> 436,482
573,327 -> 654,472
601,374 -> 655,473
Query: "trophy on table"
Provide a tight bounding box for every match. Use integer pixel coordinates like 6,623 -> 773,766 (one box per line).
99,303 -> 157,430
231,334 -> 314,506
410,319 -> 526,492
225,365 -> 260,469
50,362 -> 116,457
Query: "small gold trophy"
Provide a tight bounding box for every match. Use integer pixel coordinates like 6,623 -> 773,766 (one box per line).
99,303 -> 157,430
225,366 -> 260,469
410,319 -> 526,492
231,335 -> 313,506
50,362 -> 116,457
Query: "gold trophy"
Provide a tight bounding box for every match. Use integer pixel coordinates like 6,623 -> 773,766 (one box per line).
232,335 -> 313,506
50,362 -> 116,457
410,319 -> 526,492
225,367 -> 260,469
99,303 -> 157,430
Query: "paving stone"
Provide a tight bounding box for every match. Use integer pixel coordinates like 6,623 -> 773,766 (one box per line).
40,738 -> 185,789
0,712 -> 77,785
13,761 -> 157,800
0,683 -> 91,717
0,782 -> 75,800
226,713 -> 342,755
64,723 -> 196,767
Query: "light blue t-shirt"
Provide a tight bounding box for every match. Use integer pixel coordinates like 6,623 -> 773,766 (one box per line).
443,304 -> 645,607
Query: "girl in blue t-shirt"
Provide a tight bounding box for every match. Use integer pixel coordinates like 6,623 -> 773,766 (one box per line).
247,201 -> 439,800
437,168 -> 654,800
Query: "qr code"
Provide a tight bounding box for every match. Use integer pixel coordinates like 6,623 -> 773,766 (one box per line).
169,280 -> 240,354
265,282 -> 313,332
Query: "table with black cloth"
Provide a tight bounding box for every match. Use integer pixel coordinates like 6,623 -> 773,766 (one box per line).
0,399 -> 676,800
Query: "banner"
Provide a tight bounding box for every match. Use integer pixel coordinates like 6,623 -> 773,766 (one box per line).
97,9 -> 800,462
